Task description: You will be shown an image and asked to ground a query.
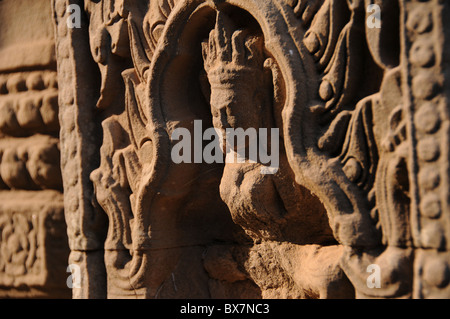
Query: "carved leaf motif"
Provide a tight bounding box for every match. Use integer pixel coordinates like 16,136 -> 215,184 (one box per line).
90,116 -> 134,250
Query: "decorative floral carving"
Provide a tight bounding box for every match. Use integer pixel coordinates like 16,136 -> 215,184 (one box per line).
0,213 -> 38,278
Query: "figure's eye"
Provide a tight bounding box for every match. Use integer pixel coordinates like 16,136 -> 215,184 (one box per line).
226,105 -> 234,118
211,105 -> 219,118
211,103 -> 228,116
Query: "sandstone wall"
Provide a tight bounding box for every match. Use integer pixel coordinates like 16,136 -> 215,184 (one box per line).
1,0 -> 449,299
0,0 -> 70,298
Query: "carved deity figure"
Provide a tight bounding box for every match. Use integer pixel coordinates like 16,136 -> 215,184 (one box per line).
202,11 -> 327,244
201,12 -> 354,298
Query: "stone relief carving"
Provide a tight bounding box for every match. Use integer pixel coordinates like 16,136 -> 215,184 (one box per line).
51,0 -> 450,299
0,0 -> 70,298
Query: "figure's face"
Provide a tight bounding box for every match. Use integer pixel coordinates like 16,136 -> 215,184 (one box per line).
210,87 -> 262,152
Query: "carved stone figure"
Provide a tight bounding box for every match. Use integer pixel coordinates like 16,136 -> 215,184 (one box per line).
200,11 -> 353,298
1,0 -> 445,299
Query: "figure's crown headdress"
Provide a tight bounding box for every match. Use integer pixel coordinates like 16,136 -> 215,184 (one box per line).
202,12 -> 265,88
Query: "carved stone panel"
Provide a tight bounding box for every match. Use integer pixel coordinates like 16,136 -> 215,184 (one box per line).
51,0 -> 450,299
0,0 -> 70,298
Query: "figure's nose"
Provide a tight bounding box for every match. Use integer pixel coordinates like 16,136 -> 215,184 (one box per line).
218,107 -> 229,129
212,104 -> 230,130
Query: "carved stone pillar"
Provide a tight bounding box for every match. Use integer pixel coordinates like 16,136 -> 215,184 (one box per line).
0,0 -> 70,298
52,0 -> 450,299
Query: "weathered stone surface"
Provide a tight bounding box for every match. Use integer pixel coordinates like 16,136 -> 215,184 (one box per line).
50,0 -> 450,299
1,0 -> 450,300
0,191 -> 69,298
0,0 -> 70,299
